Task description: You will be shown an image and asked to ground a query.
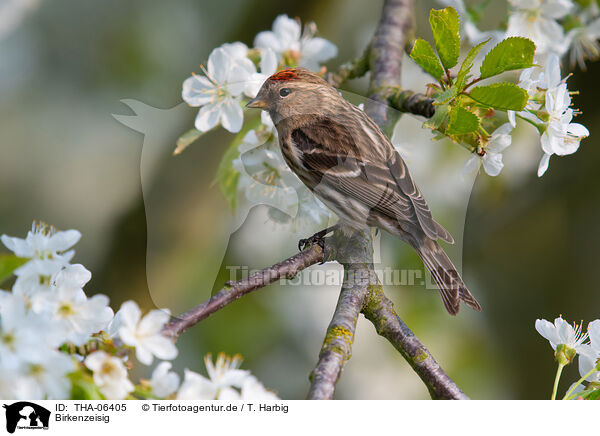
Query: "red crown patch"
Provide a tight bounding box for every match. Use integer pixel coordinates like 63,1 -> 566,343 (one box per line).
268,69 -> 298,81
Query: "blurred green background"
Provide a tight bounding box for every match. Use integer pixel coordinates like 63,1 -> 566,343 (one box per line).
0,0 -> 598,399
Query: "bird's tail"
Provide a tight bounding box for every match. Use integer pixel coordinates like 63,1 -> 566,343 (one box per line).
410,238 -> 481,315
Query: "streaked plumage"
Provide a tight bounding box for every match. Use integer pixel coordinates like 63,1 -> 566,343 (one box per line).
247,68 -> 481,315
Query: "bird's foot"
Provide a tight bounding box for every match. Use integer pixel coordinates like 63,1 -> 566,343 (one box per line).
297,224 -> 340,262
298,232 -> 327,252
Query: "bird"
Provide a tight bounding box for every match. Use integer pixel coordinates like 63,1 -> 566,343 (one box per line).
246,68 -> 481,315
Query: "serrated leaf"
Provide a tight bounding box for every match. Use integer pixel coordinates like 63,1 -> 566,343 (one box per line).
410,38 -> 445,80
447,106 -> 480,134
215,118 -> 261,211
0,254 -> 28,284
480,37 -> 535,79
455,38 -> 490,91
470,82 -> 528,110
424,104 -> 448,130
434,87 -> 455,104
174,128 -> 204,155
429,7 -> 460,69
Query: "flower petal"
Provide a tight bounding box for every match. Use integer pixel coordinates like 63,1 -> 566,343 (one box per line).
588,319 -> 600,351
136,345 -> 154,366
219,98 -> 244,133
48,230 -> 81,252
272,15 -> 301,46
482,152 -> 504,176
254,31 -> 282,53
118,300 -> 142,328
138,309 -> 170,335
259,48 -> 278,75
182,75 -> 215,107
544,54 -> 562,88
194,103 -> 222,132
300,37 -> 338,70
567,123 -> 589,138
144,335 -> 179,361
535,318 -> 560,349
207,48 -> 231,84
1,235 -> 33,257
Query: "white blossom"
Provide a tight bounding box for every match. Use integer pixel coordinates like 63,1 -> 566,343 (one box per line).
254,14 -> 337,71
565,18 -> 600,69
115,300 -> 177,366
16,351 -> 75,399
182,47 -> 254,133
537,83 -> 589,176
177,354 -> 250,400
0,292 -> 63,370
535,316 -> 589,353
150,361 -> 180,397
462,123 -> 513,177
1,222 -> 80,297
508,55 -> 588,177
84,351 -> 134,399
33,264 -> 114,346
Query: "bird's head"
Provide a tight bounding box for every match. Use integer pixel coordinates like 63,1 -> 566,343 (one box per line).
246,68 -> 338,123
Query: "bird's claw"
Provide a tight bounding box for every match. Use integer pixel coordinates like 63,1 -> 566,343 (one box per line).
298,233 -> 326,253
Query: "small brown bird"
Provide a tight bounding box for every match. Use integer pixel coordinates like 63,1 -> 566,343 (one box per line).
247,68 -> 481,315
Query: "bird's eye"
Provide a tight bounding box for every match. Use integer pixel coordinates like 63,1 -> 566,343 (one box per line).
279,88 -> 291,98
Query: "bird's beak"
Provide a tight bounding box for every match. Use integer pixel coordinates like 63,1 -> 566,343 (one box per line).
246,97 -> 268,109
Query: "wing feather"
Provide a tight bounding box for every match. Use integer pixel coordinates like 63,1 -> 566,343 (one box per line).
290,120 -> 453,243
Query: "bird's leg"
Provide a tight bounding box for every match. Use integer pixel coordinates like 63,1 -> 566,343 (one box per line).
298,223 -> 341,252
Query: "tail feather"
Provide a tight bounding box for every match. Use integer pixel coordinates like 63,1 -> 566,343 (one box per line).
411,238 -> 482,315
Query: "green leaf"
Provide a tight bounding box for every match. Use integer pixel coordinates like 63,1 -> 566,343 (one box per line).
447,106 -> 480,135
424,104 -> 448,130
479,37 -> 535,79
429,7 -> 461,69
433,87 -> 455,105
174,128 -> 204,155
455,38 -> 490,91
215,118 -> 262,211
0,254 -> 28,284
410,38 -> 445,79
469,82 -> 528,110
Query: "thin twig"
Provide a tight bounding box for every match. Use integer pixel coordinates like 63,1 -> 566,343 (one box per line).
162,243 -> 325,338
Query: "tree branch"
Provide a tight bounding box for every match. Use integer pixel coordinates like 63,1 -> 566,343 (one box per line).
386,88 -> 435,118
307,229 -> 375,399
162,243 -> 325,338
362,285 -> 469,400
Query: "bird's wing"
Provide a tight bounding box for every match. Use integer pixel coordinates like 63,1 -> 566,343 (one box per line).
291,121 -> 453,243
